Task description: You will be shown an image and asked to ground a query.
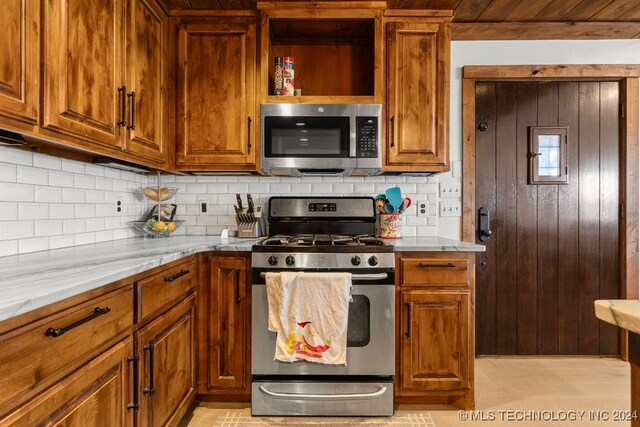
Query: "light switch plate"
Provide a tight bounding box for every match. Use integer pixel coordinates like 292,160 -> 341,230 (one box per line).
439,182 -> 461,198
440,200 -> 462,217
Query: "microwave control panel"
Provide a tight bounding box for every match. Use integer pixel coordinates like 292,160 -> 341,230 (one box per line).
356,117 -> 378,158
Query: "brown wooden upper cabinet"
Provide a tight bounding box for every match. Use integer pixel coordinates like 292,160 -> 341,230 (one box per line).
41,0 -> 167,166
0,0 -> 40,129
385,13 -> 451,172
174,19 -> 257,171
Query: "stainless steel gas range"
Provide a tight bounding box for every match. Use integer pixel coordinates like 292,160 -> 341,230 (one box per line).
251,197 -> 395,416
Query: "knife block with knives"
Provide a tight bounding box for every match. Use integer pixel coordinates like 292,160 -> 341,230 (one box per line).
234,193 -> 264,238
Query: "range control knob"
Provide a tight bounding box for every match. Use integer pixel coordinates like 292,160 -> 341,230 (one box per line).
351,256 -> 362,266
268,255 -> 278,266
285,255 -> 295,266
368,255 -> 379,266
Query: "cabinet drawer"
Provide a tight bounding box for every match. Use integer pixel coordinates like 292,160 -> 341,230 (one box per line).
136,259 -> 196,325
400,258 -> 468,287
0,286 -> 133,417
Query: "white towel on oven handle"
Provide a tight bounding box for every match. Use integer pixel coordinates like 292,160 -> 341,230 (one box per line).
265,271 -> 352,365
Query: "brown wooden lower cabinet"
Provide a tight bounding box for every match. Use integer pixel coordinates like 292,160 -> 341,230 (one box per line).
395,252 -> 475,409
198,253 -> 250,399
2,337 -> 134,426
136,293 -> 197,427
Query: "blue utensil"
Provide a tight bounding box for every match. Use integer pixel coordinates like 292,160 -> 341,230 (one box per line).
384,203 -> 395,213
375,194 -> 387,200
386,187 -> 403,213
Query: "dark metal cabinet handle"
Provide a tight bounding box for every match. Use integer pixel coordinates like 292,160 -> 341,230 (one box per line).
127,354 -> 140,411
118,86 -> 127,126
45,306 -> 111,337
478,206 -> 492,242
235,269 -> 241,305
164,269 -> 190,283
247,117 -> 252,152
389,116 -> 395,147
405,303 -> 411,338
127,91 -> 136,130
417,262 -> 455,269
143,343 -> 155,395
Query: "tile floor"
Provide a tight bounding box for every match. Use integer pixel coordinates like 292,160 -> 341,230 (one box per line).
182,357 -> 631,427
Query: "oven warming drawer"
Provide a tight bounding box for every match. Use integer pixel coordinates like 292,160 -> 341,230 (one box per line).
251,380 -> 394,416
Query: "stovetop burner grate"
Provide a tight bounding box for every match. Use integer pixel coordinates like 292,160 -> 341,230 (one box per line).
260,234 -> 386,247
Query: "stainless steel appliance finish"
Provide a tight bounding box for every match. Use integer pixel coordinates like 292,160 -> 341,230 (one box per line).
251,381 -> 394,416
251,196 -> 395,416
260,103 -> 382,176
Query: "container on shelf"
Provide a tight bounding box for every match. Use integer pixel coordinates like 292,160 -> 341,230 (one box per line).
283,57 -> 295,96
274,57 -> 284,96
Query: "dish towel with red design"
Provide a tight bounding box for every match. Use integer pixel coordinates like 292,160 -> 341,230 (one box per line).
265,271 -> 352,365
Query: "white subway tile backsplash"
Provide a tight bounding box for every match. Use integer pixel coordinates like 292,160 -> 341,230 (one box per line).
61,158 -> 85,173
0,183 -> 34,202
84,164 -> 106,176
86,217 -> 105,232
0,221 -> 34,240
227,183 -> 249,193
18,203 -> 49,220
0,202 -> 18,221
49,234 -> 75,249
33,154 -> 61,170
63,219 -> 86,234
75,232 -> 96,245
0,162 -> 17,182
49,170 -> 75,187
0,240 -> 18,257
74,174 -> 95,189
49,204 -> 75,219
95,177 -> 114,190
35,185 -> 63,203
75,204 -> 96,218
18,237 -> 50,254
35,220 -> 63,237
62,188 -> 86,203
0,146 -> 32,166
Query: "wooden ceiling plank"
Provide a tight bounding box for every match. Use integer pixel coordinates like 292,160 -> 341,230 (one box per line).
590,0 -> 640,20
504,0 -> 555,20
188,0 -> 222,8
533,0 -> 585,21
453,22 -> 640,40
427,0 -> 458,8
454,0 -> 494,21
619,3 -> 640,19
475,0 -> 525,22
564,0 -> 618,20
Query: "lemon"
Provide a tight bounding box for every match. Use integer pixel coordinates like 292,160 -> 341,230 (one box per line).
153,221 -> 167,232
167,222 -> 176,233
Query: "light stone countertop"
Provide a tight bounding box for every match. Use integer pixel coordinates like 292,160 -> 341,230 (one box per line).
385,236 -> 485,252
0,235 -> 483,323
595,299 -> 640,336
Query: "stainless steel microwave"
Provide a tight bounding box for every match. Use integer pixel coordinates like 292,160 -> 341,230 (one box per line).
260,103 -> 382,176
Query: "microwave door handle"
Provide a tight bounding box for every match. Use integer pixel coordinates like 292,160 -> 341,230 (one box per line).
350,117 -> 357,158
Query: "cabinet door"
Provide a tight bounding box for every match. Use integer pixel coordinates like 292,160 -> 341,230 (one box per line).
137,293 -> 197,427
175,20 -> 257,170
42,0 -> 124,149
386,21 -> 449,171
0,0 -> 39,126
123,0 -> 167,165
400,291 -> 469,390
2,338 -> 134,427
204,255 -> 248,393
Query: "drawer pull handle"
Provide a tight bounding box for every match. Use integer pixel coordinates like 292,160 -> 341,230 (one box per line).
127,354 -> 140,411
417,262 -> 456,268
235,269 -> 241,305
45,306 -> 111,337
405,303 -> 411,338
144,343 -> 155,395
164,269 -> 190,283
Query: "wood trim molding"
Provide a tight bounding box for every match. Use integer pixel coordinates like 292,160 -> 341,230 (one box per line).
257,1 -> 387,9
463,65 -> 640,80
462,65 -> 640,359
452,22 -> 640,41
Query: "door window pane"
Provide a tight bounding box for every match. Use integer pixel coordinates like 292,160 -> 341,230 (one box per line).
529,127 -> 568,185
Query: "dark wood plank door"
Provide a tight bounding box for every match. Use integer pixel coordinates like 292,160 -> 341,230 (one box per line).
475,81 -> 621,356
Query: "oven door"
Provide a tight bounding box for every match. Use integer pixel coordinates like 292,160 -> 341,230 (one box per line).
251,271 -> 395,376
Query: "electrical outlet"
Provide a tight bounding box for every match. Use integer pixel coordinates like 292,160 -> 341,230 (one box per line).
439,182 -> 461,198
200,200 -> 209,214
417,201 -> 429,217
440,200 -> 462,217
116,200 -> 122,213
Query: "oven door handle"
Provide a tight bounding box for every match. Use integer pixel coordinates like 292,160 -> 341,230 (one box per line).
259,272 -> 388,280
258,385 -> 387,401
